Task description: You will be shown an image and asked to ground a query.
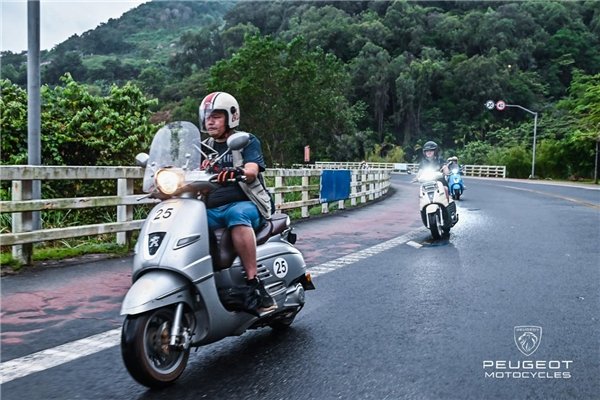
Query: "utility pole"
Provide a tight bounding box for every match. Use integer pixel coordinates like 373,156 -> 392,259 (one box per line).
506,104 -> 538,179
15,0 -> 42,264
595,139 -> 599,184
28,0 -> 41,224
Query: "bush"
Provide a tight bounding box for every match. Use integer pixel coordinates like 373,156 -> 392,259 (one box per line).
492,146 -> 532,178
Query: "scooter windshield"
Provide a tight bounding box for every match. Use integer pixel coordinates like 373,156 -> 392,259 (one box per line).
143,121 -> 202,193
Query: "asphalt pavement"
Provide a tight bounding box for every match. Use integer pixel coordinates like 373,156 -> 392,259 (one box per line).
1,175 -> 598,399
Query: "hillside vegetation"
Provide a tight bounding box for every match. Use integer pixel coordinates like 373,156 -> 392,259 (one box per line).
2,0 -> 599,180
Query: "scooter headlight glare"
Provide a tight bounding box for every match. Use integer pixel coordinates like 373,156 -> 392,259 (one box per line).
452,168 -> 459,174
156,169 -> 183,194
420,170 -> 437,181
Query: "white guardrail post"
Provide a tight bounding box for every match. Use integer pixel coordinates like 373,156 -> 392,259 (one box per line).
116,178 -> 134,246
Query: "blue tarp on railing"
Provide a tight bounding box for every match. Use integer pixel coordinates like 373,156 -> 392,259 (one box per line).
320,170 -> 351,203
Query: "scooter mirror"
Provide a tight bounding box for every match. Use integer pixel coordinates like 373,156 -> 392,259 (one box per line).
135,153 -> 149,167
227,132 -> 250,151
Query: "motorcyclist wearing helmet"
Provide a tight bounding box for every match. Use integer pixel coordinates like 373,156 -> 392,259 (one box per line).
446,156 -> 466,189
199,91 -> 276,316
419,141 -> 450,180
446,156 -> 462,174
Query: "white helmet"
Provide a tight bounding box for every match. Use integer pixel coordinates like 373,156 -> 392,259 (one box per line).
199,92 -> 240,133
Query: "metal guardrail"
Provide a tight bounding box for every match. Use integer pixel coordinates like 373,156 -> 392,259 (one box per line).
0,165 -> 390,264
312,162 -> 506,178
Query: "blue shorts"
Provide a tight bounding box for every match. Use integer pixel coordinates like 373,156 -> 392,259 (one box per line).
207,201 -> 262,230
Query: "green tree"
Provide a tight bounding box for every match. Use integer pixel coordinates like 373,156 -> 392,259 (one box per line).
350,42 -> 392,141
491,145 -> 531,178
0,51 -> 28,85
382,1 -> 429,56
221,23 -> 261,57
42,51 -> 87,85
557,71 -> 600,178
0,79 -> 28,164
283,5 -> 357,61
168,25 -> 225,77
1,75 -> 158,168
459,140 -> 495,165
137,66 -> 168,98
394,50 -> 445,146
207,35 -> 358,165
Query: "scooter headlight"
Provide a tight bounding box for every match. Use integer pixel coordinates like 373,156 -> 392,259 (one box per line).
451,168 -> 459,174
419,170 -> 438,182
155,169 -> 183,195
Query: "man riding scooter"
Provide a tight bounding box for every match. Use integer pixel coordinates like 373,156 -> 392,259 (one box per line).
199,91 -> 276,316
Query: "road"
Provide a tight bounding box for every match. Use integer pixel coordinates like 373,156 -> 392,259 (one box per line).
1,175 -> 599,399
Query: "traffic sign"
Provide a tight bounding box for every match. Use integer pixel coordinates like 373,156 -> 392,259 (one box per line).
485,100 -> 495,110
496,100 -> 506,111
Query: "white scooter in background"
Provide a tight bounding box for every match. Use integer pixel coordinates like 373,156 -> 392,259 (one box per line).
120,121 -> 315,388
416,167 -> 459,239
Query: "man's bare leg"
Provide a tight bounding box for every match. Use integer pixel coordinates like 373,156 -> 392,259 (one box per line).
231,225 -> 276,313
231,225 -> 257,279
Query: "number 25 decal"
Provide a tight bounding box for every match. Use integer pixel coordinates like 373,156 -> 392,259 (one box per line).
273,257 -> 288,278
153,207 -> 174,221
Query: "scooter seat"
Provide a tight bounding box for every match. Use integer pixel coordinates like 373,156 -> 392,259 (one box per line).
210,213 -> 291,271
255,213 -> 289,245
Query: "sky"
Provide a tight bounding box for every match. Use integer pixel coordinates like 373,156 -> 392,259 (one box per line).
1,0 -> 149,53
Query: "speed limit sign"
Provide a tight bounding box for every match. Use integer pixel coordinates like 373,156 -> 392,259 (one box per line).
485,100 -> 495,110
496,100 -> 506,111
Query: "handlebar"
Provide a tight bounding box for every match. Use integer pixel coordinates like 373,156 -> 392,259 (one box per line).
208,175 -> 248,184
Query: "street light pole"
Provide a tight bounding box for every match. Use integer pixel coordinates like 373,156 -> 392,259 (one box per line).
506,104 -> 538,179
532,111 -> 538,178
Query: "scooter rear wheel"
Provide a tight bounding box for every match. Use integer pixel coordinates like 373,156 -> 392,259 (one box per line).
121,307 -> 191,388
453,188 -> 461,200
269,312 -> 297,331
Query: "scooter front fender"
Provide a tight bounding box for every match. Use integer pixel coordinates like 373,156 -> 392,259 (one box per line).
120,270 -> 195,316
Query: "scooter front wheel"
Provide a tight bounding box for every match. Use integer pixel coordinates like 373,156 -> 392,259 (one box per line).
428,212 -> 445,240
121,307 -> 191,388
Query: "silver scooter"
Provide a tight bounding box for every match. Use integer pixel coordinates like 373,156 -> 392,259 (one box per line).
120,121 -> 314,388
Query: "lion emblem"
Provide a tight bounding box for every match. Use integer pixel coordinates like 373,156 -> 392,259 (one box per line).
514,326 -> 542,356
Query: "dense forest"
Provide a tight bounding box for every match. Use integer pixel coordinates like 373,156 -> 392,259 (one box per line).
2,0 -> 599,179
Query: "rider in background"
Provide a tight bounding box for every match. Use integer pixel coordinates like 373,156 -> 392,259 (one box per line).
446,156 -> 462,174
446,156 -> 466,189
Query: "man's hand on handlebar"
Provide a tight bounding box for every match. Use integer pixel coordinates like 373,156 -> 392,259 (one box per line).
201,159 -> 222,173
216,167 -> 245,184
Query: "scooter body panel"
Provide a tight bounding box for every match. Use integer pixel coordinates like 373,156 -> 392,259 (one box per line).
448,172 -> 464,198
120,270 -> 195,315
125,197 -> 309,346
133,198 -> 212,282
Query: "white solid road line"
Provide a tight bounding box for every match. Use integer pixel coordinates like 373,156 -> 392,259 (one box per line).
1,328 -> 121,384
0,229 -> 425,384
